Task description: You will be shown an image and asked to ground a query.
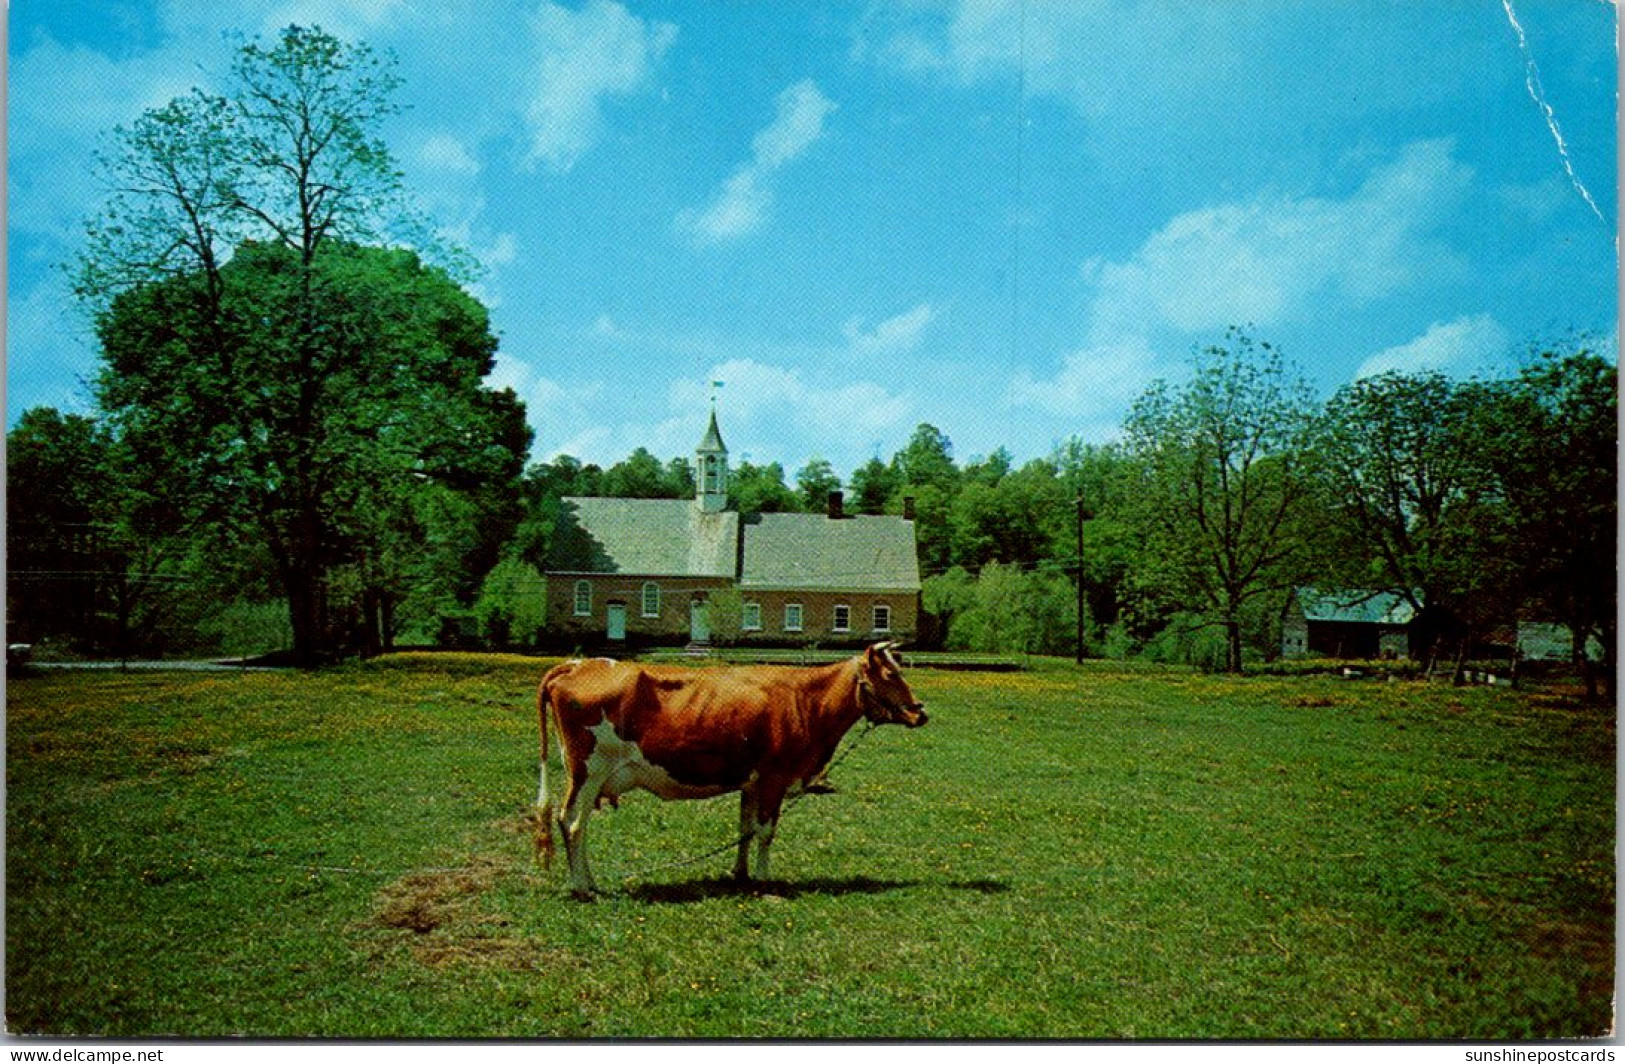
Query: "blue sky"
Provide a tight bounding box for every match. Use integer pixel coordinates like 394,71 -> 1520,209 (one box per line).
8,0 -> 1618,480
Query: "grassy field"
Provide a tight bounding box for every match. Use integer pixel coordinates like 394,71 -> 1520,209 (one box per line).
6,653 -> 1614,1039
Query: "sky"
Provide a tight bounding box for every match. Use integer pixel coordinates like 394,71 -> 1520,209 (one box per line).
7,0 -> 1619,481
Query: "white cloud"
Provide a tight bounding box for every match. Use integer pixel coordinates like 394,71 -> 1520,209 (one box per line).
553,425 -> 615,460
639,358 -> 913,470
751,80 -> 838,168
5,279 -> 103,418
871,2 -> 1504,128
414,133 -> 483,177
673,359 -> 910,439
684,171 -> 774,243
523,0 -> 677,172
156,0 -> 407,43
399,129 -> 526,290
843,303 -> 937,357
1086,140 -> 1471,341
7,35 -> 200,247
1355,315 -> 1511,379
487,356 -> 614,461
1007,140 -> 1474,417
484,232 -> 520,268
1004,337 -> 1163,424
681,79 -> 835,243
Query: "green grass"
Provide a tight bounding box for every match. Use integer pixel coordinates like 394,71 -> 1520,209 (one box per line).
6,654 -> 1614,1038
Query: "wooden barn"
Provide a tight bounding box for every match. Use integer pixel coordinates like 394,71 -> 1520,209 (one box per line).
543,407 -> 920,650
1281,588 -> 1420,660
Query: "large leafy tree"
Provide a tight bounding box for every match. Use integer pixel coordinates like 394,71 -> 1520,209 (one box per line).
949,457 -> 1070,571
7,410 -> 122,647
882,424 -> 960,575
601,448 -> 679,498
6,407 -> 219,655
1122,329 -> 1318,672
1052,438 -> 1138,637
923,562 -> 1080,656
1314,371 -> 1497,665
848,456 -> 900,515
728,460 -> 801,515
75,27 -> 527,664
891,423 -> 959,493
794,457 -> 842,511
1481,347 -> 1616,697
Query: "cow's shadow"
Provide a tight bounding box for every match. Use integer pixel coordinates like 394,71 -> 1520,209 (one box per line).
622,874 -> 1008,904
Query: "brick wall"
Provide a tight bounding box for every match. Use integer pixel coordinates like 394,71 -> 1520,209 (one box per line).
543,575 -> 919,649
545,574 -> 733,643
733,589 -> 919,646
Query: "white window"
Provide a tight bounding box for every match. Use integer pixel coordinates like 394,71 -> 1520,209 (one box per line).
873,604 -> 892,633
573,580 -> 592,617
742,602 -> 762,631
832,604 -> 851,632
784,603 -> 804,632
642,582 -> 661,618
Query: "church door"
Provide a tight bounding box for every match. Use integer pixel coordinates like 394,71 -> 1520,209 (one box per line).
689,600 -> 710,644
606,603 -> 627,641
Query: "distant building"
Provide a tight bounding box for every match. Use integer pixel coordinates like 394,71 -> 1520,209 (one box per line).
1282,588 -> 1420,660
543,407 -> 920,648
1515,621 -> 1605,664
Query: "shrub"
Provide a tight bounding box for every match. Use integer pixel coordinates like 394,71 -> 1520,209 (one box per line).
472,559 -> 547,648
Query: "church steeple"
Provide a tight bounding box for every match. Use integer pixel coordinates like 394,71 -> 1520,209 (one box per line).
695,400 -> 729,513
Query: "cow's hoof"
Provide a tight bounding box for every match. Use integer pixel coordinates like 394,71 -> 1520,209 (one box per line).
570,888 -> 597,902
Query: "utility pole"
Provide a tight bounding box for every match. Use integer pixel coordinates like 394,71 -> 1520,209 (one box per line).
1075,495 -> 1086,665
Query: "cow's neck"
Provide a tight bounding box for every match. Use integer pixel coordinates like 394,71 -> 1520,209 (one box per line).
804,658 -> 870,759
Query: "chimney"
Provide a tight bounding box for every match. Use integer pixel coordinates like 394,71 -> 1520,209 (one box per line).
827,490 -> 845,520
903,496 -> 916,521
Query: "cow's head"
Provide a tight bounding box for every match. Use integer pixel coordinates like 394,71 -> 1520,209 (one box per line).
857,641 -> 927,728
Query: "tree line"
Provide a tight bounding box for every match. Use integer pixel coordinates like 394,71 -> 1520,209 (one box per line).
7,27 -> 1615,696
495,331 -> 1612,695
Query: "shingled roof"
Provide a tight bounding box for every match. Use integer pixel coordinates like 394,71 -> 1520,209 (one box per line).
1295,588 -> 1419,626
547,497 -> 739,577
739,512 -> 920,592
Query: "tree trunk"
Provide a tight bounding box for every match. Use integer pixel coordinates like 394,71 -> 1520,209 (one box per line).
380,593 -> 397,653
358,586 -> 382,658
1225,616 -> 1244,674
1598,617 -> 1615,704
284,567 -> 326,668
1573,624 -> 1600,703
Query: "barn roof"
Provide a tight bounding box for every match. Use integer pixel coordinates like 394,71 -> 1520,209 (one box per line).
547,497 -> 739,577
1295,588 -> 1419,626
740,512 -> 920,592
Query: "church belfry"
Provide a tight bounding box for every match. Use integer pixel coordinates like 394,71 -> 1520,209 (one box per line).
695,404 -> 729,513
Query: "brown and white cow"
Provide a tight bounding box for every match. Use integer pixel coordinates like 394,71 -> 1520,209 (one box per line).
534,641 -> 927,898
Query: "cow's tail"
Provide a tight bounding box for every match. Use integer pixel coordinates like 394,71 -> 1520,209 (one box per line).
533,660 -> 577,868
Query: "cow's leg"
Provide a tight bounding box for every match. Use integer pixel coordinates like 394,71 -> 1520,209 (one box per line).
733,785 -> 760,882
746,780 -> 789,883
558,762 -> 603,899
